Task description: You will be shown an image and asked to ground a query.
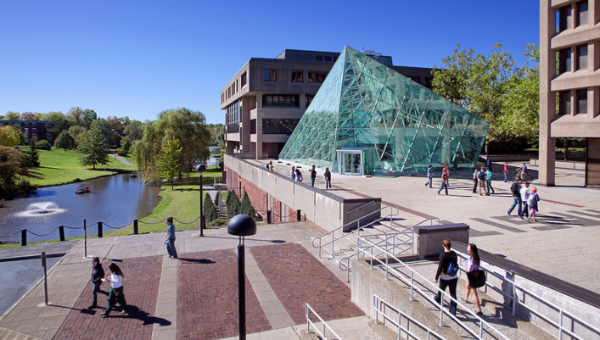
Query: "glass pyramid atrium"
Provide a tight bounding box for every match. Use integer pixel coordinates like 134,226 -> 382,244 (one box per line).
278,46 -> 489,174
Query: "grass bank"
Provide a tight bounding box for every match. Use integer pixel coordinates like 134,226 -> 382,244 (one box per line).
20,149 -> 138,187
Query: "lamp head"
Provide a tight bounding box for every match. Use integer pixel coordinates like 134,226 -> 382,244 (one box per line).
227,214 -> 257,236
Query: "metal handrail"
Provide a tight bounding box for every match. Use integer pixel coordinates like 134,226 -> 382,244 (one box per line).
373,294 -> 445,340
346,200 -> 375,213
312,205 -> 399,258
357,235 -> 511,340
411,217 -> 440,228
305,303 -> 342,340
453,251 -> 600,340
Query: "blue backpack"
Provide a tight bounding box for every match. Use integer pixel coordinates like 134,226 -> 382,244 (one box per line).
446,254 -> 459,276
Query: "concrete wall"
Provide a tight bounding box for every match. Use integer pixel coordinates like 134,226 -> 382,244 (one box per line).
414,224 -> 470,259
224,154 -> 381,232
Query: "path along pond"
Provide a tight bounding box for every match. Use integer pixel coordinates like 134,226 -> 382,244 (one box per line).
0,174 -> 161,243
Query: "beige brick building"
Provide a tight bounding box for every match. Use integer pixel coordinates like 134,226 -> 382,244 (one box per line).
540,0 -> 600,186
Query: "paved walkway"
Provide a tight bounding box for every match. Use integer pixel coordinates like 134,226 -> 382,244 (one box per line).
109,154 -> 135,166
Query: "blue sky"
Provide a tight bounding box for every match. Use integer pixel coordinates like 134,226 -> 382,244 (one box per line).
0,0 -> 539,124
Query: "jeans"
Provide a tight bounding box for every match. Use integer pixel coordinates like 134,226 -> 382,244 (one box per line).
434,278 -> 458,315
325,179 -> 331,189
472,179 -> 478,193
519,203 -> 529,218
508,196 -> 522,215
426,176 -> 433,188
105,286 -> 128,315
504,172 -> 508,182
166,239 -> 178,258
487,179 -> 495,194
92,281 -> 104,304
311,177 -> 316,187
438,182 -> 448,195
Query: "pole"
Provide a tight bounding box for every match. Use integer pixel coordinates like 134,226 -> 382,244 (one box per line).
238,238 -> 246,340
58,226 -> 65,242
84,219 -> 87,258
133,220 -> 138,235
42,251 -> 48,305
200,174 -> 204,237
21,229 -> 27,246
98,222 -> 103,238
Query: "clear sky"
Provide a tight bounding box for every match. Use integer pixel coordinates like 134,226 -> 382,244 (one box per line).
0,0 -> 539,125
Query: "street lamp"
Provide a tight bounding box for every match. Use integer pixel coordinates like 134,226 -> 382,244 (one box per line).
227,214 -> 256,340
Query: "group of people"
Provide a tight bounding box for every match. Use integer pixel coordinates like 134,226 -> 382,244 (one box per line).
425,165 -> 453,196
508,180 -> 540,222
472,167 -> 495,196
290,165 -> 332,189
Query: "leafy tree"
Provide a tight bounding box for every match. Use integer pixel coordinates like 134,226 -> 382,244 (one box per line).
157,138 -> 182,189
211,124 -> 225,148
67,107 -> 84,126
0,126 -> 20,147
54,130 -> 75,151
226,190 -> 241,218
78,129 -> 110,169
203,192 -> 218,222
0,147 -> 23,199
45,111 -> 72,144
4,111 -> 21,120
21,140 -> 40,168
124,120 -> 144,141
213,191 -> 220,210
35,140 -> 52,150
239,192 -> 256,218
21,112 -> 42,121
106,116 -> 123,130
82,109 -> 98,129
118,137 -> 132,157
91,118 -> 111,138
68,125 -> 87,145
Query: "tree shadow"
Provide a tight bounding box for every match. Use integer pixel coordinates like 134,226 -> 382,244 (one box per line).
177,258 -> 216,264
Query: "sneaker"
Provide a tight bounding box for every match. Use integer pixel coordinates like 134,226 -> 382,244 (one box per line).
507,211 -> 510,216
461,297 -> 469,304
120,310 -> 128,314
88,303 -> 97,309
101,312 -> 109,318
476,311 -> 483,316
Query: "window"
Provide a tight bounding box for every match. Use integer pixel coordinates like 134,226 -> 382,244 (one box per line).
559,91 -> 571,115
578,1 -> 588,26
577,89 -> 587,114
425,77 -> 434,89
316,55 -> 323,61
308,71 -> 327,83
291,70 -> 303,83
264,69 -> 277,82
577,44 -> 587,70
262,119 -> 300,134
325,56 -> 332,62
559,48 -> 571,73
559,5 -> 573,31
250,119 -> 256,134
241,72 -> 247,87
263,94 -> 298,107
305,95 -> 314,108
226,101 -> 240,133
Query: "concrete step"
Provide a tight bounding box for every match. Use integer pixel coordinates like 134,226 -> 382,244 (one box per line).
0,327 -> 42,340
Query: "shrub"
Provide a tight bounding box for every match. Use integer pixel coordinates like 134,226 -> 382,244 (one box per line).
240,192 -> 256,218
213,191 -> 221,211
21,141 -> 40,168
35,140 -> 52,150
54,131 -> 75,151
203,192 -> 218,222
207,218 -> 229,227
226,190 -> 241,218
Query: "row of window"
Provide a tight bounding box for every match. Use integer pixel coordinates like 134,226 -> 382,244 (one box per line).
264,69 -> 328,83
226,101 -> 240,133
262,119 -> 299,135
261,94 -> 315,107
557,0 -> 588,32
558,44 -> 588,73
221,72 -> 248,104
558,88 -> 590,115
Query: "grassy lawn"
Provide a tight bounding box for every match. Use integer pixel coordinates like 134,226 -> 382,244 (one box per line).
20,149 -> 138,187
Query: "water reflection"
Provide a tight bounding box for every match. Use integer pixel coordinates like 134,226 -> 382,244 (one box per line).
0,174 -> 161,243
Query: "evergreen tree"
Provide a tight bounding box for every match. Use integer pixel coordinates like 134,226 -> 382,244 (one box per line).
119,137 -> 132,157
78,129 -> 110,169
203,192 -> 218,222
213,191 -> 221,211
240,192 -> 256,218
54,131 -> 75,151
157,138 -> 182,189
21,140 -> 40,168
226,190 -> 241,218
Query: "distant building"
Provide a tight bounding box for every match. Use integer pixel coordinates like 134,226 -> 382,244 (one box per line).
221,48 -> 434,159
540,0 -> 600,186
0,120 -> 55,142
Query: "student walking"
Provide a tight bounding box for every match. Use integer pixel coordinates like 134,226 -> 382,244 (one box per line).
463,244 -> 483,316
88,257 -> 105,309
425,165 -> 433,188
472,168 -> 479,193
486,167 -> 495,194
290,166 -> 296,181
324,168 -> 331,189
445,167 -> 451,188
295,169 -> 303,182
478,167 -> 488,196
433,239 -> 459,315
310,165 -> 317,187
101,263 -> 128,317
165,217 -> 178,259
438,170 -> 449,196
519,183 -> 530,219
503,162 -> 508,182
268,161 -> 274,171
508,180 -> 522,216
526,188 -> 540,223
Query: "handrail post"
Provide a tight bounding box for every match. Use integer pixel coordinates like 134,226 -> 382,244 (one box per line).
370,244 -> 373,269
410,271 -> 414,301
385,252 -> 389,281
511,273 -> 517,316
439,291 -> 444,327
559,310 -> 563,340
306,305 -> 310,334
318,238 -> 322,258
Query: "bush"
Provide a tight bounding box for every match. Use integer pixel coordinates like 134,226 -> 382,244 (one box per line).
226,190 -> 241,218
213,191 -> 221,210
21,141 -> 40,168
240,192 -> 256,218
203,192 -> 218,222
207,218 -> 229,227
54,131 -> 75,151
35,140 -> 52,150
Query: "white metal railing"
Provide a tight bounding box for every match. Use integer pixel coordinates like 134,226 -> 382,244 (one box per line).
312,205 -> 400,258
305,303 -> 342,340
357,235 -> 511,340
453,251 -> 600,340
373,294 -> 445,340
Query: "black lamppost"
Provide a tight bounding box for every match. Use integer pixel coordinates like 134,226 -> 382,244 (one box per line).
227,214 -> 256,340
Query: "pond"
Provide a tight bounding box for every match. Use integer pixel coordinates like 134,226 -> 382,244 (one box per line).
0,174 -> 162,243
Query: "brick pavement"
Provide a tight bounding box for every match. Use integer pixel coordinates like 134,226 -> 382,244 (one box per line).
250,243 -> 364,325
54,256 -> 163,340
177,249 -> 271,340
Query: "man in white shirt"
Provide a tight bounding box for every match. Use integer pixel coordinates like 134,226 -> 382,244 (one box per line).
519,183 -> 530,219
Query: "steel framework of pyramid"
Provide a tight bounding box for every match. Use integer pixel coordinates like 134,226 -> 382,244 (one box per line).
278,46 -> 490,174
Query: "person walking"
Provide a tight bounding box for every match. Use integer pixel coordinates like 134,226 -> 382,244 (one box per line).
268,161 -> 274,171
425,165 -> 434,188
520,162 -> 528,180
310,165 -> 317,187
295,169 -> 303,182
290,166 -> 296,181
463,243 -> 483,316
165,217 -> 178,259
486,167 -> 495,194
508,180 -> 522,216
438,169 -> 449,196
478,167 -> 488,196
88,257 -> 105,309
101,263 -> 128,317
503,162 -> 508,182
472,168 -> 479,193
433,239 -> 459,316
324,168 -> 331,189
519,183 -> 530,219
445,167 -> 451,188
526,188 -> 540,223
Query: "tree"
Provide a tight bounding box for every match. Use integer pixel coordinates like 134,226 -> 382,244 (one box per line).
157,138 -> 182,189
203,192 -> 218,222
107,116 -> 123,130
67,107 -> 84,126
21,140 -> 40,168
239,192 -> 256,218
78,128 -> 110,169
211,124 -> 225,148
0,147 -> 23,199
91,118 -> 111,138
82,109 -> 98,129
226,190 -> 241,218
54,130 -> 75,151
118,137 -> 132,157
0,126 -> 20,147
4,111 -> 21,120
124,120 -> 144,141
45,111 -> 72,144
68,125 -> 87,146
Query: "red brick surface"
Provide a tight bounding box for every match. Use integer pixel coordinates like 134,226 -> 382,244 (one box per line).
250,243 -> 364,324
54,256 -> 163,340
177,249 -> 271,340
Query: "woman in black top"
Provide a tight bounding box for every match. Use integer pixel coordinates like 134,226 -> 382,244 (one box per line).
433,239 -> 458,316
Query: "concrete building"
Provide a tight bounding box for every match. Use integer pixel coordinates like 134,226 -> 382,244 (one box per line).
540,0 -> 600,186
221,49 -> 433,159
0,120 -> 54,142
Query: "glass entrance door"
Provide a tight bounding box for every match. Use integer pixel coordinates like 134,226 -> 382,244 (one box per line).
337,151 -> 363,176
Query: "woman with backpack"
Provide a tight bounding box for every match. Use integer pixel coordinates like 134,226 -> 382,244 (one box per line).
463,243 -> 484,316
433,239 -> 459,315
526,187 -> 540,223
478,167 -> 488,196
